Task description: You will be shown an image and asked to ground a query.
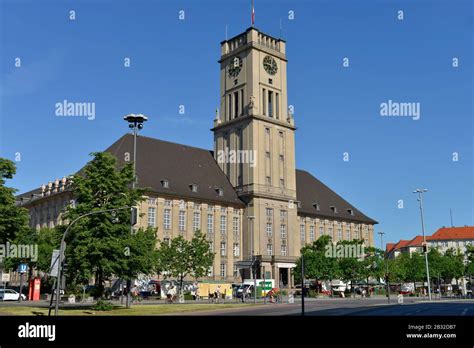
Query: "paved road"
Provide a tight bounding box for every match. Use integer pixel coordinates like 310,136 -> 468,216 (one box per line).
184,298 -> 474,316
1,297 -> 473,316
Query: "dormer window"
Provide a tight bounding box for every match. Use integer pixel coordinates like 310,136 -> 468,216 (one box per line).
190,183 -> 198,193
161,179 -> 169,188
330,206 -> 338,213
215,187 -> 224,197
347,209 -> 354,216
313,202 -> 320,211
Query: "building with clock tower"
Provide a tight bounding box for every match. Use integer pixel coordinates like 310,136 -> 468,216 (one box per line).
212,27 -> 299,284
17,26 -> 377,289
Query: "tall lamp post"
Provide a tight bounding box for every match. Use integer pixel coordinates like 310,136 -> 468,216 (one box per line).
413,188 -> 432,301
247,216 -> 256,304
378,231 -> 390,304
123,114 -> 147,308
54,207 -> 130,316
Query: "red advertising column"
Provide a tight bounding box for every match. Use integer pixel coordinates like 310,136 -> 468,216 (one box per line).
28,278 -> 41,301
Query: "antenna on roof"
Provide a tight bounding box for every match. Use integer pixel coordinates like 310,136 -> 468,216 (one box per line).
449,208 -> 454,227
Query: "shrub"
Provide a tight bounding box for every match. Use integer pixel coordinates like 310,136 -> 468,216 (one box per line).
91,299 -> 114,311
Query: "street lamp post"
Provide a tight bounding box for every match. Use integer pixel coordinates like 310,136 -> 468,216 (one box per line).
378,231 -> 390,304
247,216 -> 256,304
54,207 -> 131,316
123,114 -> 147,308
414,189 -> 432,301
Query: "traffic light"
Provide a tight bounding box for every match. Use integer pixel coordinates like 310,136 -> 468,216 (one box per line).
131,207 -> 138,225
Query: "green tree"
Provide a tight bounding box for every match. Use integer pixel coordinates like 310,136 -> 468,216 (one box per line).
0,158 -> 30,245
441,248 -> 465,290
336,240 -> 366,296
63,152 -> 153,298
157,231 -> 214,293
294,235 -> 339,294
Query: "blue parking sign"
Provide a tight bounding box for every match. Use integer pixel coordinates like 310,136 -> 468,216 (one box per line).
18,264 -> 27,274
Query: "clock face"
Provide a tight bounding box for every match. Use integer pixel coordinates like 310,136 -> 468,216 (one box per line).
227,57 -> 242,78
263,55 -> 278,75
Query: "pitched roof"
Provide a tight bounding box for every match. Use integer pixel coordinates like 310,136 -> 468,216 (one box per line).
388,239 -> 410,253
295,170 -> 377,224
406,235 -> 424,247
104,134 -> 245,206
386,243 -> 395,252
427,226 -> 474,241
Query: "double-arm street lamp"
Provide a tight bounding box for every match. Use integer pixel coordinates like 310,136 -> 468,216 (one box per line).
413,188 -> 432,301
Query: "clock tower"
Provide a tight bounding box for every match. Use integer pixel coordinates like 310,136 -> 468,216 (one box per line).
212,27 -> 298,284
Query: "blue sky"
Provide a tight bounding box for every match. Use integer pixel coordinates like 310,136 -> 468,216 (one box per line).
0,0 -> 472,246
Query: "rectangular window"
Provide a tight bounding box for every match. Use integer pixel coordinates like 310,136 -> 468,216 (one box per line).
346,229 -> 350,240
266,208 -> 273,217
280,224 -> 287,239
319,226 -> 324,236
207,214 -> 214,234
164,200 -> 171,207
266,244 -> 273,256
338,228 -> 342,240
266,223 -> 273,237
268,91 -> 273,117
220,263 -> 226,278
262,88 -> 266,115
233,243 -> 240,257
300,225 -> 305,242
220,242 -> 226,256
148,198 -> 156,205
310,226 -> 315,242
228,94 -> 232,119
220,215 -> 227,234
193,212 -> 200,232
147,207 -> 156,227
233,217 -> 239,235
281,244 -> 287,256
275,93 -> 279,118
240,89 -> 244,116
233,264 -> 239,277
266,176 -> 271,184
280,178 -> 285,187
179,210 -> 186,231
208,266 -> 213,277
163,209 -> 171,230
280,210 -> 287,219
209,241 -> 214,252
234,91 -> 239,117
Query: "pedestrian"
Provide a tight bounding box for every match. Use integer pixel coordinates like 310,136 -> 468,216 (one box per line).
216,285 -> 221,304
195,284 -> 200,301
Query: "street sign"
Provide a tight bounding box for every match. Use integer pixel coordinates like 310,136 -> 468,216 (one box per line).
18,264 -> 27,274
1,273 -> 10,282
49,249 -> 60,277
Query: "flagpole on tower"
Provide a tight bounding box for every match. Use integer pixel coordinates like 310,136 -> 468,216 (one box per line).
251,0 -> 255,27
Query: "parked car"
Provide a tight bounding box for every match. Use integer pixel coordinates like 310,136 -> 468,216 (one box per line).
0,289 -> 27,301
